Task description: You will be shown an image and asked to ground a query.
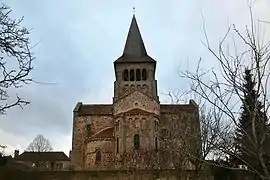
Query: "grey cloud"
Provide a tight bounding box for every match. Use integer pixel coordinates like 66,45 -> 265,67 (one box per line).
1,87 -> 72,135
1,0 -> 269,155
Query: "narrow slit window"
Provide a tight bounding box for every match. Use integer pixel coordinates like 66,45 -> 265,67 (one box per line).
130,69 -> 135,81
95,150 -> 101,164
136,69 -> 141,81
86,124 -> 92,137
116,121 -> 119,131
116,137 -> 119,154
123,69 -> 129,81
154,121 -> 158,131
142,69 -> 147,80
155,137 -> 158,152
134,134 -> 140,150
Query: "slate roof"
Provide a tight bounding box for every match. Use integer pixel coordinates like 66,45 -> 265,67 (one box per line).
14,151 -> 70,161
114,15 -> 156,63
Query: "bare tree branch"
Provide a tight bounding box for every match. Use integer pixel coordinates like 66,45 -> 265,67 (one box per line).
0,4 -> 34,115
180,6 -> 270,180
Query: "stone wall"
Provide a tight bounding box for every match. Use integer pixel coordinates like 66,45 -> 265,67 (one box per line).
113,90 -> 161,168
72,100 -> 201,171
72,108 -> 114,170
113,62 -> 158,101
0,169 -> 214,180
72,115 -> 87,169
113,91 -> 160,116
159,101 -> 201,169
85,140 -> 115,170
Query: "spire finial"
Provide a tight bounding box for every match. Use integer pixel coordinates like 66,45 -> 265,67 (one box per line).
133,7 -> 136,15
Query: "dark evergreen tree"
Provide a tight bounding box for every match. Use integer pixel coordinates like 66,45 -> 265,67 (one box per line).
234,69 -> 269,173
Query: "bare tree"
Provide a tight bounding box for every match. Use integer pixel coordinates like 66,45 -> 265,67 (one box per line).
180,5 -> 270,180
159,114 -> 195,180
0,4 -> 34,115
26,134 -> 52,152
0,144 -> 6,156
161,91 -> 226,179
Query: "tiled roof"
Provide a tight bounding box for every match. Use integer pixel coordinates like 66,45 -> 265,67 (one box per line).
114,108 -> 158,117
160,104 -> 197,113
14,151 -> 70,161
92,127 -> 114,139
75,104 -> 113,116
74,101 -> 198,115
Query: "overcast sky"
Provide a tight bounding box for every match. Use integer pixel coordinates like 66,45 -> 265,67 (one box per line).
1,0 -> 269,156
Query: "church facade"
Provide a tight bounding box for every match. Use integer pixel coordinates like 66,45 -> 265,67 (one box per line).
71,15 -> 201,171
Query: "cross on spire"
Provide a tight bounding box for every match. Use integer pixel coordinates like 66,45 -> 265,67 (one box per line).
133,7 -> 136,15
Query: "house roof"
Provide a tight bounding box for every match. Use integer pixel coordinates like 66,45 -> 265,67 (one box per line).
114,15 -> 156,63
14,151 -> 70,161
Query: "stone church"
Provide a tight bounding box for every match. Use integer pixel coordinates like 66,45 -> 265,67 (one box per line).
71,15 -> 201,171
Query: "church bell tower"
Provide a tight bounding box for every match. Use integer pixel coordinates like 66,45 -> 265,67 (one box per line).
113,15 -> 159,103
112,15 -> 160,158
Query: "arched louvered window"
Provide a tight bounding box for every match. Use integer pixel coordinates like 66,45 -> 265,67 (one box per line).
136,69 -> 141,81
130,69 -> 135,81
123,69 -> 129,81
134,134 -> 140,150
142,69 -> 147,80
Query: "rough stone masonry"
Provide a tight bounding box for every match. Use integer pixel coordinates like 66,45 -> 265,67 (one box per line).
71,15 -> 201,171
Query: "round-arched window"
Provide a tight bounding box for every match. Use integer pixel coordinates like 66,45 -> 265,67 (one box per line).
123,69 -> 129,81
136,69 -> 141,81
130,69 -> 135,81
142,69 -> 147,80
